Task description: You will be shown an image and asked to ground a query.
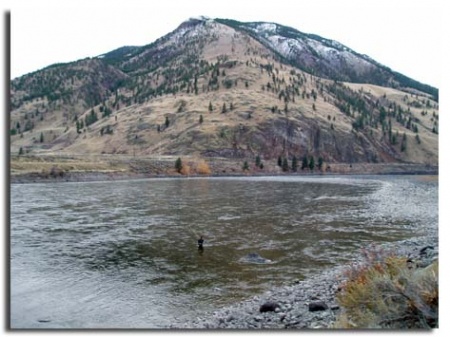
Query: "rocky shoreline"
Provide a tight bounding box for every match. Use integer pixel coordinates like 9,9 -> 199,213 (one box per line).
171,231 -> 438,330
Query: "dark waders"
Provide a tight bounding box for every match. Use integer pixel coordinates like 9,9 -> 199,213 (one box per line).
198,236 -> 204,251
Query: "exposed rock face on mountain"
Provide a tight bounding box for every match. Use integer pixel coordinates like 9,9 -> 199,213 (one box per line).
10,17 -> 439,167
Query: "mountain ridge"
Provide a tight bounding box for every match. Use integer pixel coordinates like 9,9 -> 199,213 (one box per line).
214,18 -> 438,100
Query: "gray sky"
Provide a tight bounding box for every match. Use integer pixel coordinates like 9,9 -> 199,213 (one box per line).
6,0 -> 443,88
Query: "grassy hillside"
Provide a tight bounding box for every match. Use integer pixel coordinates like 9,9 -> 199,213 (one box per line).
10,18 -> 439,175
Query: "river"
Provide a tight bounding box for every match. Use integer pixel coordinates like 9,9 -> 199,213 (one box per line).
10,175 -> 438,328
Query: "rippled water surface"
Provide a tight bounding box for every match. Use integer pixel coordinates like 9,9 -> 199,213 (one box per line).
10,175 -> 438,328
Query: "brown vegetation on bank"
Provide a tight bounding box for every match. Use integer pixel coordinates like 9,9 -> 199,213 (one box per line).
334,244 -> 438,329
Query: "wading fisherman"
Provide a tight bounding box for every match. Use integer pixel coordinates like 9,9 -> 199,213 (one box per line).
198,236 -> 204,250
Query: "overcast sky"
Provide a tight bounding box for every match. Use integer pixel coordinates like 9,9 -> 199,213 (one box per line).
5,0 -> 443,88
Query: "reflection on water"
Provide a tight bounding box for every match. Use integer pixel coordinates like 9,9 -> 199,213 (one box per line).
10,175 -> 438,328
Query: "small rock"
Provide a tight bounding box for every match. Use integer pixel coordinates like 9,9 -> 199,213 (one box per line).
259,301 -> 280,313
284,320 -> 302,329
310,321 -> 328,329
419,245 -> 434,255
330,304 -> 340,311
308,301 -> 329,312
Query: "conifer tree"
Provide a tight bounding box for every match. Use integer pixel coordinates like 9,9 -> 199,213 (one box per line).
255,155 -> 261,168
282,158 -> 289,172
318,157 -> 324,171
175,157 -> 183,173
309,156 -> 315,171
415,134 -> 421,144
301,156 -> 308,170
165,116 -> 170,128
401,133 -> 407,152
242,161 -> 249,171
292,156 -> 298,172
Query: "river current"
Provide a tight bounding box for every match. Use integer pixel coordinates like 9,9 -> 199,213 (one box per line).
10,175 -> 438,328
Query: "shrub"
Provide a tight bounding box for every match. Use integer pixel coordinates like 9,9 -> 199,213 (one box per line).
335,244 -> 438,329
222,79 -> 234,89
180,163 -> 191,175
196,160 -> 211,175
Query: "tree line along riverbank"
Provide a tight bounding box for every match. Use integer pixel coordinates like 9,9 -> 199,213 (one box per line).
10,154 -> 438,184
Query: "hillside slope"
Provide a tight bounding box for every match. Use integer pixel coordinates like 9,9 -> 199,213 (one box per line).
10,17 -> 439,170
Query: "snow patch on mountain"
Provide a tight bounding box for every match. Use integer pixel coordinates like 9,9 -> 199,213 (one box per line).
189,15 -> 211,21
255,23 -> 278,34
164,19 -> 214,46
242,23 -> 375,76
306,39 -> 340,58
245,22 -> 278,37
267,35 -> 304,57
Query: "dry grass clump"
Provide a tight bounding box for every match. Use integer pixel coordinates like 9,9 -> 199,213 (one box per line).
195,159 -> 212,175
335,244 -> 438,329
179,163 -> 191,175
175,157 -> 211,175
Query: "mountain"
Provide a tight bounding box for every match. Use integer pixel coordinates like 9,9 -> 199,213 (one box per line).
216,19 -> 438,101
10,17 -> 439,173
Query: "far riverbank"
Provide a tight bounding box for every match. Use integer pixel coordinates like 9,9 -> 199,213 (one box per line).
10,159 -> 438,184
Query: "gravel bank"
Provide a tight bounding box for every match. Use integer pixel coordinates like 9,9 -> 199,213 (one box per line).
171,231 -> 438,330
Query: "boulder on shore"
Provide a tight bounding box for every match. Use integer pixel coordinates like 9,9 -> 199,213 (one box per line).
308,301 -> 329,312
259,302 -> 280,313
